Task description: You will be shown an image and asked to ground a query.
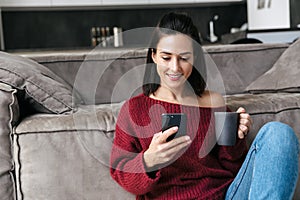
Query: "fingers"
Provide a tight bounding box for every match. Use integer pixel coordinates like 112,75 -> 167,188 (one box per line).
145,127 -> 191,168
151,127 -> 178,144
236,107 -> 246,113
236,107 -> 253,139
157,135 -> 191,163
162,135 -> 191,150
159,126 -> 191,153
160,126 -> 178,143
238,125 -> 248,139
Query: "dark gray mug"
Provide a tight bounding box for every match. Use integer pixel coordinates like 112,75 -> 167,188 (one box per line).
214,112 -> 239,146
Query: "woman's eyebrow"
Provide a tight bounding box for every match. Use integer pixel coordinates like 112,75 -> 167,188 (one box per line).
159,51 -> 172,55
159,51 -> 192,56
179,52 -> 192,56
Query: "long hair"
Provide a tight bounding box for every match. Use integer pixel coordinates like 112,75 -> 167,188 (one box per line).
142,12 -> 207,97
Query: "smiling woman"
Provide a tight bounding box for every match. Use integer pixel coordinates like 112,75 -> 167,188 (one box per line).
143,15 -> 207,101
110,11 -> 299,200
151,34 -> 194,99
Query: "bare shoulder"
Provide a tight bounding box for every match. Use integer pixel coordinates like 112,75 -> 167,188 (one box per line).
198,90 -> 225,107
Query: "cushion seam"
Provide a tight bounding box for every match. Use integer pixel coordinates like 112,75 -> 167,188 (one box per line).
15,134 -> 24,200
37,56 -> 147,64
14,129 -> 115,136
205,46 -> 287,54
247,86 -> 300,93
249,107 -> 300,115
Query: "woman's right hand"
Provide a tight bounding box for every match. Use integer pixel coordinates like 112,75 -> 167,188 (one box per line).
143,127 -> 191,171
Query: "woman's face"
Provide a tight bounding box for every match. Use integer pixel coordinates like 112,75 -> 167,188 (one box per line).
152,33 -> 194,92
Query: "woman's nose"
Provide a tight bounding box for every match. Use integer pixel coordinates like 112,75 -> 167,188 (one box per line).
170,58 -> 180,71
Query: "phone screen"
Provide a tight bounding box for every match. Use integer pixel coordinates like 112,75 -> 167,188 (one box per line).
161,113 -> 187,141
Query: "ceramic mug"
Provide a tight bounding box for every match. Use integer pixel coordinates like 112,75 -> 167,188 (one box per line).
214,112 -> 239,146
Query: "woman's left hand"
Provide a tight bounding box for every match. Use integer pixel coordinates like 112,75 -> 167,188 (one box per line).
236,107 -> 252,139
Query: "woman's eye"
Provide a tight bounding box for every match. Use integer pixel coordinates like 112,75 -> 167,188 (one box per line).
181,57 -> 189,61
162,57 -> 170,61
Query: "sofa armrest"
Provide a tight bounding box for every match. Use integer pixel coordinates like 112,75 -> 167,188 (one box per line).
0,82 -> 19,200
12,102 -> 135,200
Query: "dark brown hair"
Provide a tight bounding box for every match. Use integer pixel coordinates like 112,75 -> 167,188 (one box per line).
142,12 -> 207,97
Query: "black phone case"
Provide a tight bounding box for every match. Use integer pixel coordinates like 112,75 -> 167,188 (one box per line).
161,113 -> 187,141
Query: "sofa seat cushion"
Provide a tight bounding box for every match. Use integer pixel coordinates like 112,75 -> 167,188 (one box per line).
225,93 -> 300,144
13,102 -> 135,200
15,102 -> 124,135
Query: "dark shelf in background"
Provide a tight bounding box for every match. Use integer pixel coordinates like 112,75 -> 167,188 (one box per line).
2,3 -> 247,51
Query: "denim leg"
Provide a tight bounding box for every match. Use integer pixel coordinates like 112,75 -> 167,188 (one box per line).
226,122 -> 299,200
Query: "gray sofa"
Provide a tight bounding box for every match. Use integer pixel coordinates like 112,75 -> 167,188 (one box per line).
1,40 -> 300,200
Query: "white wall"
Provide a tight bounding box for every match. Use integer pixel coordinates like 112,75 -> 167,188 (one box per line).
247,0 -> 290,30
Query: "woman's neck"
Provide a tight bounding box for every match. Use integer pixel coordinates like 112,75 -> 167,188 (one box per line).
150,86 -> 198,106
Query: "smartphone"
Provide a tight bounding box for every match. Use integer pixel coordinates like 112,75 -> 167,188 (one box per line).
161,113 -> 187,142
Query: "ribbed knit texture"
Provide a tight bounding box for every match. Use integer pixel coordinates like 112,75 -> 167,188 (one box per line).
110,94 -> 248,200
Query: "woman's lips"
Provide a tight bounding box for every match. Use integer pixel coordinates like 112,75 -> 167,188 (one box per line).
166,73 -> 182,81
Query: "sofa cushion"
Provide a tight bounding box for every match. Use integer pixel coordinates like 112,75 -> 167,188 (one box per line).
13,102 -> 135,200
20,44 -> 288,103
246,38 -> 300,93
204,43 -> 288,95
26,48 -> 148,105
0,82 -> 19,200
0,51 -> 81,114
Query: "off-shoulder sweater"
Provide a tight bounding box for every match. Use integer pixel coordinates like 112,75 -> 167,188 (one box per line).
110,94 -> 248,200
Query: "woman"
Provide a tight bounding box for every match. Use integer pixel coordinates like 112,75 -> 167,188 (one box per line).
110,12 -> 299,200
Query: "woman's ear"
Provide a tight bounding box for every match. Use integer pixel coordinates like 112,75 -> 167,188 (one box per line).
151,49 -> 157,64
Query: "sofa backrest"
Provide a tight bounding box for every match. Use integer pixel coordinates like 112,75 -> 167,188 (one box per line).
16,43 -> 288,104
204,43 -> 288,95
20,48 -> 147,105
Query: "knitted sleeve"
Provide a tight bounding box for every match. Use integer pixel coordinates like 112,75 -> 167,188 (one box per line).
110,101 -> 160,195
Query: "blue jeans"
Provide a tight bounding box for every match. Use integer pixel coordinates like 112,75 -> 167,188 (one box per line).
225,122 -> 299,200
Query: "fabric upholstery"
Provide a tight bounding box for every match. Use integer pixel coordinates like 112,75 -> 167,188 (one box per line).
9,43 -> 300,199
225,93 -> 300,144
23,44 -> 289,102
0,51 -> 80,114
246,38 -> 300,93
13,102 -> 134,200
204,43 -> 288,94
27,48 -> 147,105
0,82 -> 19,200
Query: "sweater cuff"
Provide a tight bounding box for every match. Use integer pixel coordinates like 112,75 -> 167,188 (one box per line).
130,152 -> 160,194
142,158 -> 160,180
141,151 -> 161,180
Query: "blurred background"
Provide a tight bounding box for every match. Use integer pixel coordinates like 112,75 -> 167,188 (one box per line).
0,0 -> 299,51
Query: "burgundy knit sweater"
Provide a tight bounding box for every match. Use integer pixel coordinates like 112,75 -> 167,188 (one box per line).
110,94 -> 248,200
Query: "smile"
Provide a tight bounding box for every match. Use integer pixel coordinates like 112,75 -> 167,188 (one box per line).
166,73 -> 182,81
